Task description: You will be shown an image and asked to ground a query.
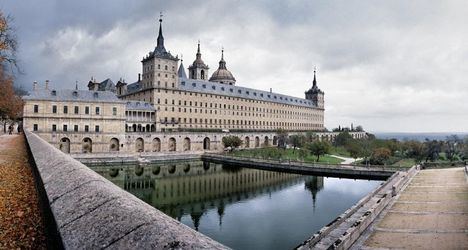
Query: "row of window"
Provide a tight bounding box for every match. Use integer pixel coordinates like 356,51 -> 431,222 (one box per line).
32,124 -> 101,133
33,105 -> 118,116
155,98 -> 319,117
161,117 -> 321,128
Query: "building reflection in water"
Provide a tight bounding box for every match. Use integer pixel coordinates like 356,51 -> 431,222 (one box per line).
93,161 -> 324,231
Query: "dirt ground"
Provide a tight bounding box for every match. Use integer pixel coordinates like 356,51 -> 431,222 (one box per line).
0,134 -> 46,249
364,167 -> 468,250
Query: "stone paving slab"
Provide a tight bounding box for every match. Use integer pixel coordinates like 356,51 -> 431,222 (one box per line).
361,167 -> 468,250
364,231 -> 468,250
378,212 -> 468,230
391,201 -> 468,213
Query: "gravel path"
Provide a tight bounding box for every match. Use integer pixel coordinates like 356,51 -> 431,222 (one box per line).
0,134 -> 47,249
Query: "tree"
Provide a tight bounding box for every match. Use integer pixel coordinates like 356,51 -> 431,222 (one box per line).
0,11 -> 22,132
0,12 -> 18,69
346,141 -> 363,160
289,134 -> 305,151
423,139 -> 442,162
403,140 -> 425,162
276,129 -> 288,149
355,125 -> 364,132
370,147 -> 391,165
445,135 -> 462,162
0,68 -> 23,132
305,131 -> 317,143
222,136 -> 242,150
335,131 -> 353,147
307,141 -> 331,162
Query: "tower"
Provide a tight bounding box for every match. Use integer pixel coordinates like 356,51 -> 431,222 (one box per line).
209,49 -> 236,85
188,41 -> 209,80
141,13 -> 179,90
305,68 -> 324,108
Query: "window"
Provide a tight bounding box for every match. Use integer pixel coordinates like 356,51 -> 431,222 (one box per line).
33,124 -> 38,131
52,124 -> 56,132
85,106 -> 89,114
33,105 -> 39,113
112,107 -> 117,116
95,107 -> 100,115
95,125 -> 100,132
52,105 -> 57,113
84,125 -> 89,132
74,106 -> 79,114
74,125 -> 78,132
63,106 -> 68,114
63,125 -> 68,132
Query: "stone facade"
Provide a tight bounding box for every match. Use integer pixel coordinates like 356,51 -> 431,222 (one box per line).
21,17 -> 368,155
117,17 -> 325,132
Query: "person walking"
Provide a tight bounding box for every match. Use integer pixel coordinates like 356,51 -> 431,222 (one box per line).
8,125 -> 13,135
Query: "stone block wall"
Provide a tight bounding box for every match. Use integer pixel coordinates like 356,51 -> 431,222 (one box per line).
24,130 -> 227,249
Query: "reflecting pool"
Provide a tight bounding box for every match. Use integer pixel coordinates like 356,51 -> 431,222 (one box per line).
90,161 -> 382,250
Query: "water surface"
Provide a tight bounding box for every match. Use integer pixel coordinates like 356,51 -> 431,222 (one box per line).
91,161 -> 382,250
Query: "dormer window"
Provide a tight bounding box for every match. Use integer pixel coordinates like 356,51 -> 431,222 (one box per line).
192,83 -> 196,87
93,92 -> 98,98
221,87 -> 225,91
212,86 -> 216,90
51,90 -> 57,96
202,84 -> 206,88
72,91 -> 78,97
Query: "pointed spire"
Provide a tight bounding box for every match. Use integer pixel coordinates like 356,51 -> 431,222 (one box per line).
218,48 -> 226,69
178,54 -> 187,78
155,12 -> 166,53
196,40 -> 202,60
313,66 -> 317,87
75,80 -> 78,90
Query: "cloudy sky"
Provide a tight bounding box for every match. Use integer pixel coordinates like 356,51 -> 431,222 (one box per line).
2,0 -> 467,133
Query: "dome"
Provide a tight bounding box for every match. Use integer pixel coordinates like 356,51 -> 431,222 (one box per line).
209,50 -> 236,85
209,68 -> 236,83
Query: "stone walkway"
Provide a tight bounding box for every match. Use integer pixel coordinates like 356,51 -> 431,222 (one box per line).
0,134 -> 46,249
358,167 -> 468,250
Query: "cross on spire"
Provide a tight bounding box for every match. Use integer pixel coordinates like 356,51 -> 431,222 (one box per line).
159,11 -> 163,22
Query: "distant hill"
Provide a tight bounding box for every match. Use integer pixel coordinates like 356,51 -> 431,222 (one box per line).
374,132 -> 468,141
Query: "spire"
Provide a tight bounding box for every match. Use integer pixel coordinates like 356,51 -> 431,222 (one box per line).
313,67 -> 317,87
75,80 -> 78,90
178,55 -> 187,78
218,48 -> 226,69
196,40 -> 202,60
155,12 -> 166,53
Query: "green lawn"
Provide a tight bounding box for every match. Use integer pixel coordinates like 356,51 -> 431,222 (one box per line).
229,148 -> 344,164
329,146 -> 351,157
392,158 -> 416,168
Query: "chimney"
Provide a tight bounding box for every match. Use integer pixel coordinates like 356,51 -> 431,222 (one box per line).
138,73 -> 141,82
270,88 -> 272,93
45,80 -> 49,90
33,81 -> 38,91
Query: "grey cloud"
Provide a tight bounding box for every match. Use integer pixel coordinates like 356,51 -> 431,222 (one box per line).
2,0 -> 467,132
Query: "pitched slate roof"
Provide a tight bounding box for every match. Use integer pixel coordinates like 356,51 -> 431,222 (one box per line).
98,78 -> 116,92
179,78 -> 315,108
23,89 -> 124,103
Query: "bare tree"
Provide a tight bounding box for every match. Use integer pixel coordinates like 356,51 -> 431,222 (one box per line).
0,11 -> 18,70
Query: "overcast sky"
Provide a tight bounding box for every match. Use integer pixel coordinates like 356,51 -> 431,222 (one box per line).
2,0 -> 467,133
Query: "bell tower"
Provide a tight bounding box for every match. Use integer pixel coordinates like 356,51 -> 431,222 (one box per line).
188,41 -> 209,80
141,13 -> 179,90
305,68 -> 324,108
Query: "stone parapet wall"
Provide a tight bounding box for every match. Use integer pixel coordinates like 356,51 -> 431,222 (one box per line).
24,130 -> 227,249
